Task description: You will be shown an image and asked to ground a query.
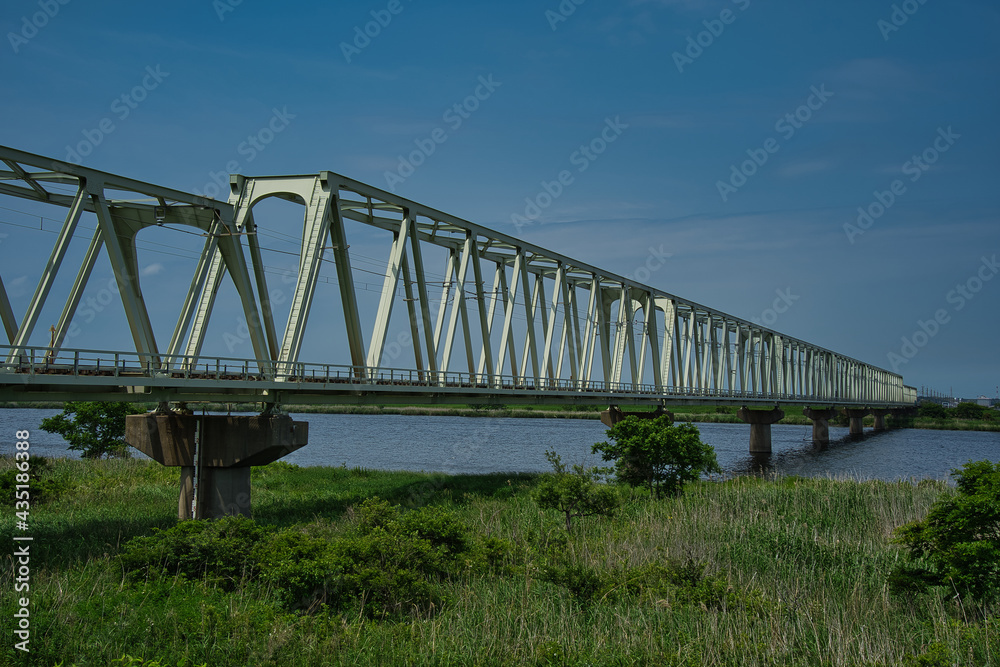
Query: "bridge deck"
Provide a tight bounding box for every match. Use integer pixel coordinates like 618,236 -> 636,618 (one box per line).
1,345 -> 914,408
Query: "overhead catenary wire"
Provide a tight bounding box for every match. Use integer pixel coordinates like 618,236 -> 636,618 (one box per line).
0,202 -> 600,331
0,194 -> 681,339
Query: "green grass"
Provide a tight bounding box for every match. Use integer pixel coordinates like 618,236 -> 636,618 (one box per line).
1,457 -> 997,666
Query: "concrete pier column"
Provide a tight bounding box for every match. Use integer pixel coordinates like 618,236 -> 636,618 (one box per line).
802,407 -> 837,447
600,405 -> 674,428
179,467 -> 252,518
842,408 -> 869,437
737,407 -> 785,454
126,412 -> 308,519
870,409 -> 890,431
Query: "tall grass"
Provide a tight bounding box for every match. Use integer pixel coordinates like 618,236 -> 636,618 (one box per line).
1,457 -> 996,666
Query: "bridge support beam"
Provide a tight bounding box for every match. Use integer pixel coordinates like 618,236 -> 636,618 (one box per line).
599,405 -> 673,428
870,409 -> 890,431
842,408 -> 869,437
126,412 -> 308,519
803,407 -> 837,447
737,407 -> 784,454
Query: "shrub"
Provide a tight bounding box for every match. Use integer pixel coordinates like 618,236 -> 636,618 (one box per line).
538,561 -> 607,603
954,402 -> 994,421
399,504 -> 471,554
119,498 -> 505,619
593,415 -> 720,497
623,558 -> 733,609
889,460 -> 1000,602
119,516 -> 267,589
0,456 -> 72,505
254,526 -> 345,612
532,450 -> 618,530
537,555 -> 733,609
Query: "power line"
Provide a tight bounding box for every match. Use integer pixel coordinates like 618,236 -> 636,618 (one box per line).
0,201 -> 604,335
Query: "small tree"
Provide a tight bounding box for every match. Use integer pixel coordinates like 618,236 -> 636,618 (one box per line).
533,451 -> 618,530
593,415 -> 720,498
889,460 -> 1000,602
40,401 -> 143,459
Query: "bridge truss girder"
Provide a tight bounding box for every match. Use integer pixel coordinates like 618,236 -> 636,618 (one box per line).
0,146 -> 267,369
0,145 -> 912,406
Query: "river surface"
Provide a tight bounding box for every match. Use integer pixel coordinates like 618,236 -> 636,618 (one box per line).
2,408 -> 998,482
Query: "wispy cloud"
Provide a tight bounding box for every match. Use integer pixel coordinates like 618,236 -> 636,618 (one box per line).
8,275 -> 29,298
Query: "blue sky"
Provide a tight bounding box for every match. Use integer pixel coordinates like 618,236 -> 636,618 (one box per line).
1,0 -> 998,399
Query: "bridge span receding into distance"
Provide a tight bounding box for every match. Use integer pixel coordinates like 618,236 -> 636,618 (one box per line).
0,144 -> 917,518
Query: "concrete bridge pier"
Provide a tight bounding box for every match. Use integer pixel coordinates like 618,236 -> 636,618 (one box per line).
600,405 -> 674,428
126,410 -> 308,519
842,408 -> 869,437
737,407 -> 785,454
802,407 -> 837,447
870,409 -> 890,431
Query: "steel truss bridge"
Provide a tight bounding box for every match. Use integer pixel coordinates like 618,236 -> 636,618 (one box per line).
0,145 -> 916,409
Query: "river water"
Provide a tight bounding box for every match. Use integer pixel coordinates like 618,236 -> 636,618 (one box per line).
3,408 -> 998,482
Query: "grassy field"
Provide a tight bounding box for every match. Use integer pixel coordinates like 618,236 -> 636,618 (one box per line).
1,457 -> 997,666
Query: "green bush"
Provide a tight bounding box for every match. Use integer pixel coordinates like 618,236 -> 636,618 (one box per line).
398,503 -> 471,554
119,516 -> 267,589
538,561 -> 607,603
593,415 -> 720,497
537,555 -> 733,609
0,456 -> 72,505
901,642 -> 954,667
532,450 -> 618,530
254,525 -> 345,612
623,558 -> 733,609
118,498 -> 508,619
954,402 -> 995,421
889,460 -> 1000,602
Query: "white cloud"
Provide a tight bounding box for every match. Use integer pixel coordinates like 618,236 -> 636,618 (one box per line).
141,263 -> 164,277
7,275 -> 29,298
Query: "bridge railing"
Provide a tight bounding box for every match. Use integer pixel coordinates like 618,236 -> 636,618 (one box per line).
1,345 -> 270,382
0,344 -> 912,406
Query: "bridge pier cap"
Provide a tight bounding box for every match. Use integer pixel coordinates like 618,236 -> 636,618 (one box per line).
841,408 -> 870,437
737,406 -> 784,455
600,405 -> 673,428
870,408 -> 891,431
126,411 -> 308,519
803,407 -> 837,447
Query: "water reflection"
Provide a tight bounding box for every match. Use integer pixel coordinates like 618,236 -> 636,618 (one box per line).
725,427 -> 956,480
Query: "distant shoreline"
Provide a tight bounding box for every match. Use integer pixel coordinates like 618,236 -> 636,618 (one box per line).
3,401 -> 998,431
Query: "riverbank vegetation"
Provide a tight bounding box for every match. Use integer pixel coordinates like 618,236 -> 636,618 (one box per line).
1,456 -> 997,666
6,400 -> 998,431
